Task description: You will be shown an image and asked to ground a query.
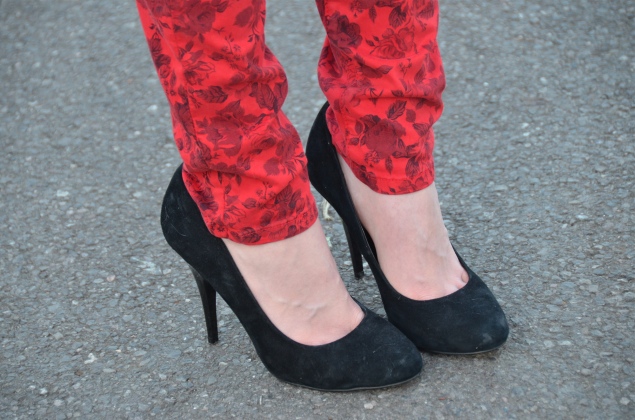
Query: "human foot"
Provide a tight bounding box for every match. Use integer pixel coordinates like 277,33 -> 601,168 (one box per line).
222,221 -> 364,346
339,156 -> 468,301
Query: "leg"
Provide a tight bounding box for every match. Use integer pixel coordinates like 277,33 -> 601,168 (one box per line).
137,0 -> 362,344
316,0 -> 468,299
137,0 -> 316,245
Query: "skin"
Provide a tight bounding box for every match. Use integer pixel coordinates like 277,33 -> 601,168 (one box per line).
223,221 -> 364,346
340,155 -> 468,300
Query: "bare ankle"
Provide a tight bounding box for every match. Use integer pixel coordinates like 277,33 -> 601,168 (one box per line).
338,155 -> 468,300
222,222 -> 363,345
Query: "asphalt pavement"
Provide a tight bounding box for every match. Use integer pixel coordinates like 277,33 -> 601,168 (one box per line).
1,0 -> 634,418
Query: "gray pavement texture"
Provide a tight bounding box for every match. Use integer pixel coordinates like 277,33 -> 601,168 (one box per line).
0,0 -> 634,418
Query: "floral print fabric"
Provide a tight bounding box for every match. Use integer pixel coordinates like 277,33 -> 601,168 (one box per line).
317,0 -> 445,194
137,0 -> 318,244
137,0 -> 444,244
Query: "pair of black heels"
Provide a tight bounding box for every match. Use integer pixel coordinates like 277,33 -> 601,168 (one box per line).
160,103 -> 508,391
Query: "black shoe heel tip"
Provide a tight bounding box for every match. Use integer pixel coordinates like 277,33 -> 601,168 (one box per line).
343,222 -> 365,279
190,266 -> 219,345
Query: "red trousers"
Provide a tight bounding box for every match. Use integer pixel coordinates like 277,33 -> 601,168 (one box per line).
137,0 -> 445,244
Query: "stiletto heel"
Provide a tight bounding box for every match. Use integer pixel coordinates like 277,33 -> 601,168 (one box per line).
190,266 -> 219,344
307,102 -> 509,354
160,165 -> 422,390
343,223 -> 365,279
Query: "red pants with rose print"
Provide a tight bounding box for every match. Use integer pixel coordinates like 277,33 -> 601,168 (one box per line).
137,0 -> 445,244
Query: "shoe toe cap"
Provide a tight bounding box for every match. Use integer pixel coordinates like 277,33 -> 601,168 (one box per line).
351,311 -> 423,388
386,274 -> 510,354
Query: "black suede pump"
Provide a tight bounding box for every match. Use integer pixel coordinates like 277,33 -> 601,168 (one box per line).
160,166 -> 423,391
306,102 -> 509,354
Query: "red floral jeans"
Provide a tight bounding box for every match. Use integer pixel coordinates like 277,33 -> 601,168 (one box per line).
137,0 -> 445,244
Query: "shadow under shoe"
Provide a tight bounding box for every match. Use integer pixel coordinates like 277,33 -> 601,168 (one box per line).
306,102 -> 509,355
160,165 -> 423,391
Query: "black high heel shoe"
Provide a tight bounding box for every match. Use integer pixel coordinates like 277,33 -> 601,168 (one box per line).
160,165 -> 423,390
306,102 -> 509,355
